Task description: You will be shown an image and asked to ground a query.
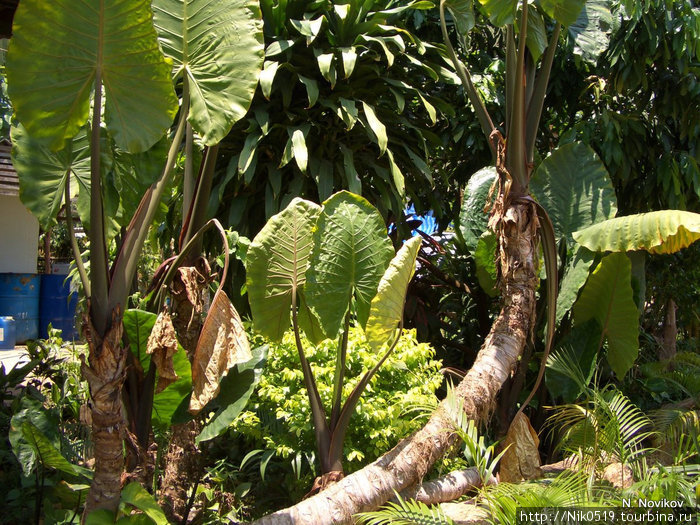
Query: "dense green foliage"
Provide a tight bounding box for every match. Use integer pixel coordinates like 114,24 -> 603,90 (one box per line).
231,327 -> 442,499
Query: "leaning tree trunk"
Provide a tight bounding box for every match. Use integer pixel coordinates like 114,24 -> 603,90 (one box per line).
81,310 -> 128,517
253,201 -> 539,524
659,298 -> 677,362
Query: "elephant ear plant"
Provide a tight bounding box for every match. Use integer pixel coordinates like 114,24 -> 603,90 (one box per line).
246,190 -> 422,486
6,0 -> 264,518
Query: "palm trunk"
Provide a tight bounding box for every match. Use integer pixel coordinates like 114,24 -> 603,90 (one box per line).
81,311 -> 127,517
253,201 -> 539,524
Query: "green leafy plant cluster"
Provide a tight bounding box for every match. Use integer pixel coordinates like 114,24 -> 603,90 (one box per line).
211,0 -> 458,237
232,327 -> 442,491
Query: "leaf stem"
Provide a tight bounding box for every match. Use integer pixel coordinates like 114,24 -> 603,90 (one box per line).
526,22 -> 561,163
108,79 -> 190,317
291,287 -> 332,473
64,178 -> 90,297
327,323 -> 404,472
439,0 -> 496,155
330,311 -> 350,430
89,70 -> 110,335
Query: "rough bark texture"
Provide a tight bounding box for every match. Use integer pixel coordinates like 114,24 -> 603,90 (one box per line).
659,298 -> 677,361
82,311 -> 127,517
158,264 -> 207,523
399,468 -> 493,505
253,202 -> 539,525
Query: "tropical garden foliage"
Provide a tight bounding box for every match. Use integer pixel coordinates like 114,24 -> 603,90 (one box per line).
0,0 -> 699,523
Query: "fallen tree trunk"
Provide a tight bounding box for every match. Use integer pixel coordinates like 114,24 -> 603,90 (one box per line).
399,468 -> 495,505
253,202 -> 539,525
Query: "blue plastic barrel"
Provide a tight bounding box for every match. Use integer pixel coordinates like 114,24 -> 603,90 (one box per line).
0,274 -> 40,343
40,274 -> 78,340
0,316 -> 16,350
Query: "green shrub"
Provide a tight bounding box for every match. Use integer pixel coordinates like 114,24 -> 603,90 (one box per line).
232,326 -> 443,495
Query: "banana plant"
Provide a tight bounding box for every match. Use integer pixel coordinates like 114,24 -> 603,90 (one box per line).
6,0 -> 264,517
246,191 -> 422,480
440,0 -> 615,419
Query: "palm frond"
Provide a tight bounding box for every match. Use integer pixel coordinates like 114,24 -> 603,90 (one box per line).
355,492 -> 454,525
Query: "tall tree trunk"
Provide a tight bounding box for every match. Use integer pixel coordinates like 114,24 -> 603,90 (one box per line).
81,311 -> 127,517
253,201 -> 539,524
659,298 -> 677,362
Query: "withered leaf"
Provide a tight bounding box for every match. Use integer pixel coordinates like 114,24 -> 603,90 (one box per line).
189,290 -> 252,414
174,266 -> 206,315
147,311 -> 179,393
499,412 -> 542,482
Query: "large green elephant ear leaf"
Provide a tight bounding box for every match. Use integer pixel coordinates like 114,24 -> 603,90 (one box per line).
573,252 -> 639,378
573,211 -> 700,255
152,0 -> 264,145
246,198 -> 321,342
11,123 -> 91,229
306,191 -> 394,339
457,166 -> 497,253
7,0 -> 177,152
530,142 -> 617,243
365,236 -> 422,352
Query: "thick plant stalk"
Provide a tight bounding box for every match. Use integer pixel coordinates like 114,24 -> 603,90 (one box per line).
398,468 -> 495,505
158,263 -> 208,523
82,310 -> 127,517
253,201 -> 539,524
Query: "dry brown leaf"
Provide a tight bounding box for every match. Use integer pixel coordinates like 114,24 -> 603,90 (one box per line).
189,290 -> 252,414
174,267 -> 206,315
499,412 -> 542,482
147,311 -> 179,393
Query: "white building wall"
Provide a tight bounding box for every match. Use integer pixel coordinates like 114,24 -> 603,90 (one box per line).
0,194 -> 39,273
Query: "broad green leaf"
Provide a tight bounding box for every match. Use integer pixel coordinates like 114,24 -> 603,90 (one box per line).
10,396 -> 60,477
298,75 -> 319,107
362,35 -> 396,66
120,482 -> 168,525
123,309 -> 157,372
567,0 -> 616,64
475,232 -> 499,297
479,0 -> 518,26
573,253 -> 639,378
340,47 -> 358,79
317,52 -> 336,86
340,144 -> 361,194
526,9 -> 547,62
444,0 -> 475,35
259,61 -> 280,100
339,98 -> 359,130
153,0 -> 265,145
265,39 -> 296,57
246,198 -> 321,341
21,422 -> 92,478
122,309 -> 191,427
238,133 -> 262,174
545,319 -> 601,402
573,211 -> 700,255
457,166 -> 497,252
365,236 -> 422,352
362,102 -> 388,156
291,128 -> 308,173
556,245 -> 595,323
418,93 -> 437,125
7,0 -> 177,152
152,344 -> 192,428
11,123 -> 91,229
539,0 -> 586,27
306,191 -> 394,338
110,135 -> 171,229
196,345 -> 267,444
531,142 -> 617,243
386,149 -> 405,198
